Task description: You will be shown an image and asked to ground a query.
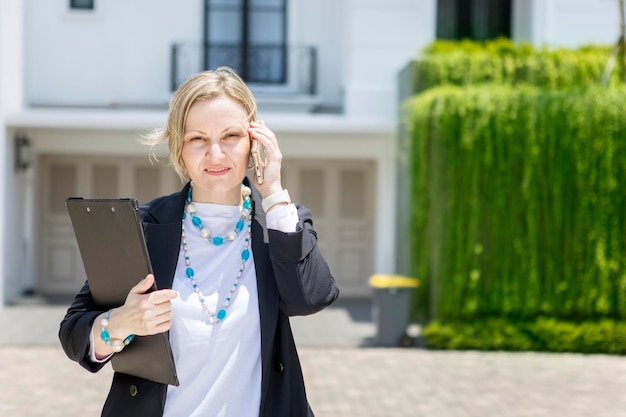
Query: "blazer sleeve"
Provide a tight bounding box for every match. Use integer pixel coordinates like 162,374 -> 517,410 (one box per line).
267,204 -> 339,316
58,280 -> 110,373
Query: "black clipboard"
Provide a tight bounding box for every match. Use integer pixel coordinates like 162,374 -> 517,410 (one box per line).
66,198 -> 179,386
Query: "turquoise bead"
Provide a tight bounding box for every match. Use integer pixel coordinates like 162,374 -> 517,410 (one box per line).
181,185 -> 254,325
100,329 -> 110,343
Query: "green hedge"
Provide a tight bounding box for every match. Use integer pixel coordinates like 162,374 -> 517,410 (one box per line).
413,38 -> 616,92
422,318 -> 626,354
405,84 -> 626,322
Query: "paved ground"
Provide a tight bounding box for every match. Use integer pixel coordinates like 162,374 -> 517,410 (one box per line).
1,297 -> 626,416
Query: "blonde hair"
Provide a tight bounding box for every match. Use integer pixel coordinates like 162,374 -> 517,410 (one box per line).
144,67 -> 258,181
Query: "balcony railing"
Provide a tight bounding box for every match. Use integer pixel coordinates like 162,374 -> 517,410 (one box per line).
171,43 -> 317,97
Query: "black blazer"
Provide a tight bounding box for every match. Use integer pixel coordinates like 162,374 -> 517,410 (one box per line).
59,181 -> 339,417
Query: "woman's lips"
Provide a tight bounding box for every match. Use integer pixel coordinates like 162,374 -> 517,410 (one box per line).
205,167 -> 230,176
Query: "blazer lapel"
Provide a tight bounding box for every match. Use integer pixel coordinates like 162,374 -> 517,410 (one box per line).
252,205 -> 280,414
142,184 -> 188,290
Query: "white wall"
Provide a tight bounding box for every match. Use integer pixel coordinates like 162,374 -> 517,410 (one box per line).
343,0 -> 436,118
24,0 -> 437,118
25,0 -> 202,107
25,0 -> 349,110
552,0 -> 619,48
291,0 -> 346,109
514,0 -> 619,48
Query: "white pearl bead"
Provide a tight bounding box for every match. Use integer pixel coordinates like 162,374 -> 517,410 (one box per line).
200,228 -> 211,238
227,231 -> 237,241
111,339 -> 124,353
240,208 -> 250,218
242,186 -> 251,197
186,204 -> 197,214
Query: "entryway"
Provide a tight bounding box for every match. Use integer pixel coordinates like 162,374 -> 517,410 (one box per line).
36,156 -> 375,298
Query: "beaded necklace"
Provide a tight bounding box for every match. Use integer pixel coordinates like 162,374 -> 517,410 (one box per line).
181,184 -> 252,323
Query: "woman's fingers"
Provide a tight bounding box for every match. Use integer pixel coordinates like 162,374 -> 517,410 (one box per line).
137,290 -> 177,330
120,285 -> 178,336
249,121 -> 279,152
149,289 -> 179,305
129,274 -> 156,295
249,120 -> 284,195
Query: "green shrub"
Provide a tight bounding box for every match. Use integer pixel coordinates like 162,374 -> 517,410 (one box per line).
405,85 -> 626,322
422,318 -> 626,354
422,318 -> 536,351
413,38 -> 615,92
404,40 -> 626,354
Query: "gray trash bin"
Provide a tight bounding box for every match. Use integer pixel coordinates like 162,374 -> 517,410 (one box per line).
369,275 -> 419,347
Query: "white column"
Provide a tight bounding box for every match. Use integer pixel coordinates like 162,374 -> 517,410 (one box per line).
0,0 -> 25,307
512,0 -> 532,43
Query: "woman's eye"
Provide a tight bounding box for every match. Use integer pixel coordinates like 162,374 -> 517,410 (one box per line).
184,137 -> 207,148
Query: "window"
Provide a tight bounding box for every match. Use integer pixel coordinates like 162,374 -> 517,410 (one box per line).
437,0 -> 511,41
204,0 -> 287,84
70,0 -> 94,10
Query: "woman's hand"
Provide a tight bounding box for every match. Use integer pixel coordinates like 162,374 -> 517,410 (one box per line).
248,120 -> 284,198
92,274 -> 178,358
112,274 -> 178,336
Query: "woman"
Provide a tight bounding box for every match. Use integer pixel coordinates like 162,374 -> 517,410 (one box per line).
59,67 -> 339,417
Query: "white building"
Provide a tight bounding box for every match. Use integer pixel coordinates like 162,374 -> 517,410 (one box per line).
0,0 -> 619,306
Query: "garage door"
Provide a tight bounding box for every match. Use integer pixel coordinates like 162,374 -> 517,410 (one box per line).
282,159 -> 375,297
37,155 -> 180,295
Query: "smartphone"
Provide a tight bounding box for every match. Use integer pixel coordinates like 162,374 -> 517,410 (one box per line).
251,139 -> 264,185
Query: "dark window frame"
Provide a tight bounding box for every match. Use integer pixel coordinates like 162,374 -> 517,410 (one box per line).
203,0 -> 288,84
69,0 -> 95,10
436,0 -> 512,41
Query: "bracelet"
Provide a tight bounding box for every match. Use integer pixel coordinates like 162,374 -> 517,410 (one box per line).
262,189 -> 291,213
100,310 -> 135,353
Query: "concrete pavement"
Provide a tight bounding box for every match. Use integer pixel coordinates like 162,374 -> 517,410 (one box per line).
1,298 -> 626,416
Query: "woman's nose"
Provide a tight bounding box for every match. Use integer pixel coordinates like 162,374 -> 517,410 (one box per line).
205,141 -> 224,160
